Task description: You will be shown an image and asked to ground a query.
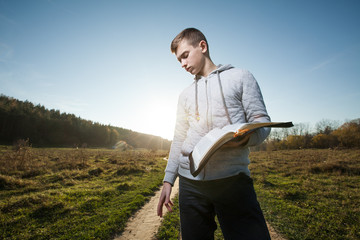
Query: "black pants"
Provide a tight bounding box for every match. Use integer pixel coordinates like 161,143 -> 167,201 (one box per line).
179,173 -> 271,240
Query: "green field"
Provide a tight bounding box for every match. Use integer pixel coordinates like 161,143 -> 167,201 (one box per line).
157,149 -> 360,240
0,146 -> 167,239
1,147 -> 359,240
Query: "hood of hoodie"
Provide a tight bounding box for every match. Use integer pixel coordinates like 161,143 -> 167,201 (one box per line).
194,64 -> 234,80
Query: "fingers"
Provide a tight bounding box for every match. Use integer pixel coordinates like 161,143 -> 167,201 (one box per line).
159,194 -> 173,217
157,200 -> 164,217
157,191 -> 164,217
165,200 -> 173,212
223,132 -> 253,148
157,183 -> 173,217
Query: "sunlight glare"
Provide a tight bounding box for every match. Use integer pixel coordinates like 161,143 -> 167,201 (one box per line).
139,99 -> 176,140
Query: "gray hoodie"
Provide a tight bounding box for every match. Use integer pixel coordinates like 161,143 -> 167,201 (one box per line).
164,64 -> 271,185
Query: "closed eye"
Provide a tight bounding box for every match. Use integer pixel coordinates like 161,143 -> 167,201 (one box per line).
178,51 -> 189,62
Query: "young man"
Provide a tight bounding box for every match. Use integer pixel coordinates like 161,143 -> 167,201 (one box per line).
157,28 -> 271,240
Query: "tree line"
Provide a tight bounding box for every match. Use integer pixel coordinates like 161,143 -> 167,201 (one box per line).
0,95 -> 171,150
1,95 -> 358,151
252,118 -> 360,151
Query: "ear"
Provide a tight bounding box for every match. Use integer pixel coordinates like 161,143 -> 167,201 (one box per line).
199,40 -> 208,54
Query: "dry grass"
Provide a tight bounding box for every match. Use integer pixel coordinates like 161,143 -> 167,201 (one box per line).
249,149 -> 360,239
0,145 -> 168,239
157,149 -> 360,240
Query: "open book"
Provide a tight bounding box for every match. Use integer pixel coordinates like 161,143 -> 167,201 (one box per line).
189,121 -> 293,177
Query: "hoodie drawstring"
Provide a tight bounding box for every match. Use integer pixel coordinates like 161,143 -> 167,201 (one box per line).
194,71 -> 232,125
195,80 -> 200,121
217,71 -> 232,125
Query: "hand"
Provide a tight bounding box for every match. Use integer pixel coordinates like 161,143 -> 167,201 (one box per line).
222,132 -> 253,148
157,182 -> 173,217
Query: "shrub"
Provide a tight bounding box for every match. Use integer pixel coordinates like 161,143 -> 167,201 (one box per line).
332,121 -> 360,148
311,133 -> 339,148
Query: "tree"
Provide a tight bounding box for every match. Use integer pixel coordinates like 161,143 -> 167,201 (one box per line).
311,134 -> 338,149
315,119 -> 340,135
0,95 -> 171,149
332,119 -> 360,148
109,128 -> 119,146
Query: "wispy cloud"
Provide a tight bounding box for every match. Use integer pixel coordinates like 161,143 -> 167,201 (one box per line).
309,55 -> 338,72
309,44 -> 360,73
309,53 -> 343,72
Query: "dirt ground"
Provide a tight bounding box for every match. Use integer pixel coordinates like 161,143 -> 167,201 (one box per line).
113,178 -> 179,240
114,178 -> 285,240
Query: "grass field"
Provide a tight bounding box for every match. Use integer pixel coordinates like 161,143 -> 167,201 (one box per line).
157,149 -> 360,240
0,145 -> 167,240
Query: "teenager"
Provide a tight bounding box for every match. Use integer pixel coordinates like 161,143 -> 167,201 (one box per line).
157,28 -> 271,240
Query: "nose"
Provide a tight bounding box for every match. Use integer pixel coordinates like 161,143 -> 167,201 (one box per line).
181,59 -> 187,69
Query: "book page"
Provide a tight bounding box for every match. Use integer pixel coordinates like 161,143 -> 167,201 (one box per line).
191,128 -> 233,170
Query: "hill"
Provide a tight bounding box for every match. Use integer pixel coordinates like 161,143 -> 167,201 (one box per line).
0,95 -> 171,150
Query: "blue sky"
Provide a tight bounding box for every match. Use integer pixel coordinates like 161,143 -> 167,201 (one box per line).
1,0 -> 359,140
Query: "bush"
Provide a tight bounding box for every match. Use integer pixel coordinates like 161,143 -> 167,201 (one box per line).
332,121 -> 360,148
311,134 -> 339,148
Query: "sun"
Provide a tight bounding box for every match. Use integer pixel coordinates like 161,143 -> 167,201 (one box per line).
139,99 -> 177,140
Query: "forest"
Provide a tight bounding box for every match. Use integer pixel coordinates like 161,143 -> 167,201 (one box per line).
253,118 -> 360,151
0,95 -> 171,150
1,94 -> 359,151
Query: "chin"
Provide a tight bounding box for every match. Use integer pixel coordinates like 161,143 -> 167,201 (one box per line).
191,70 -> 199,75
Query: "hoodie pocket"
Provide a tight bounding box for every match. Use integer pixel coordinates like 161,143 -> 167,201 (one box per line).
179,154 -> 190,170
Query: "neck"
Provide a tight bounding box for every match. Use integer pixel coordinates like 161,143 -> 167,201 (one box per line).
199,58 -> 217,77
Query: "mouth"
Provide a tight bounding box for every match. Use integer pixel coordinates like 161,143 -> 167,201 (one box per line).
186,67 -> 192,72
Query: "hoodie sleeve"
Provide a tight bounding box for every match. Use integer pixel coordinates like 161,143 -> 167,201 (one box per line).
241,71 -> 271,146
163,93 -> 189,185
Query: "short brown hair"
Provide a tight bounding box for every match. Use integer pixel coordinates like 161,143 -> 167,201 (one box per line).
170,28 -> 209,54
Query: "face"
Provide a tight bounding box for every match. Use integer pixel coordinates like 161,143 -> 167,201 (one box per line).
175,40 -> 207,76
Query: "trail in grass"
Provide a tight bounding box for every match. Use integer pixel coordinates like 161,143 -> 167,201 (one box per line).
114,177 -> 285,240
114,178 -> 179,240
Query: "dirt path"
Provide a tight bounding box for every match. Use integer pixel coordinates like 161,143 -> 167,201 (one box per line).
114,178 -> 179,240
114,178 -> 285,240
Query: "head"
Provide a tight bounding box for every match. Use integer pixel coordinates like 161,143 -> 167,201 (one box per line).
171,28 -> 210,57
171,28 -> 212,76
